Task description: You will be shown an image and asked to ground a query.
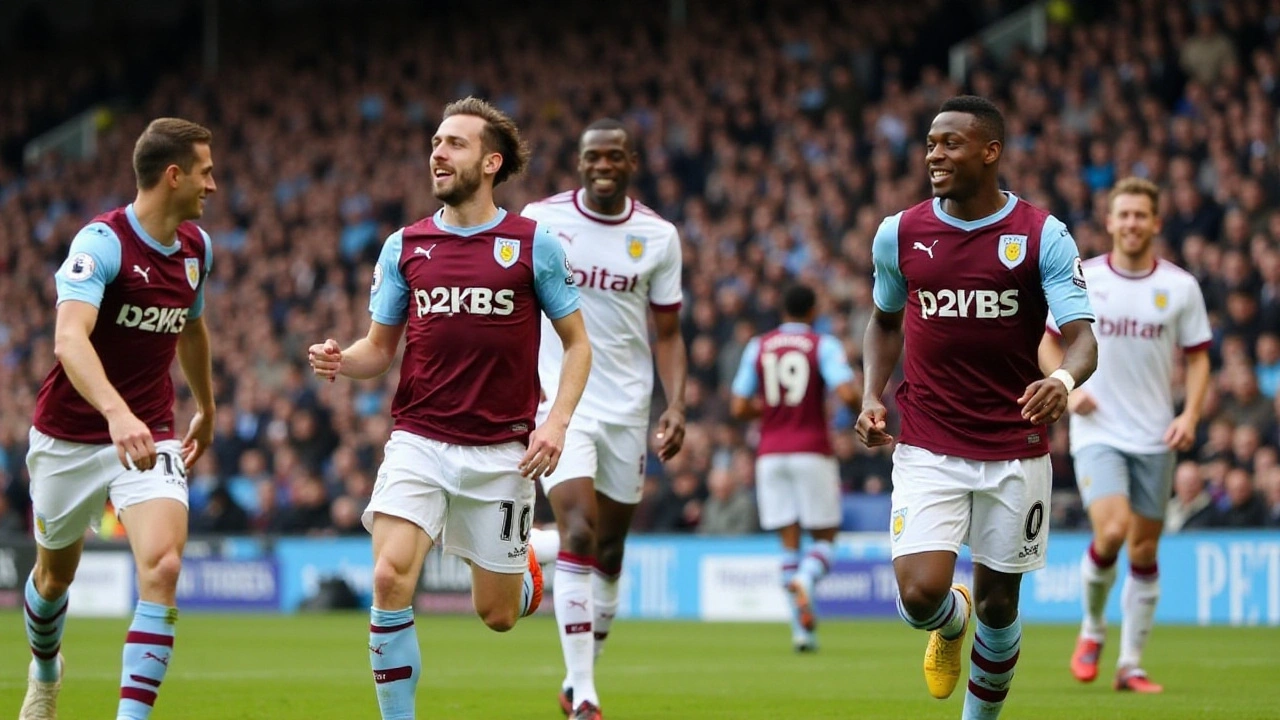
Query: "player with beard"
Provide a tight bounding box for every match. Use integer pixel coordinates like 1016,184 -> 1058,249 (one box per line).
1040,177 -> 1210,693
521,119 -> 686,720
860,95 -> 1097,720
308,97 -> 592,720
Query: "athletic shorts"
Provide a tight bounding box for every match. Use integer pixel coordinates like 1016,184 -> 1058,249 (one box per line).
535,411 -> 647,505
27,427 -> 188,550
1072,444 -> 1175,521
755,453 -> 842,530
363,430 -> 535,574
890,443 -> 1051,574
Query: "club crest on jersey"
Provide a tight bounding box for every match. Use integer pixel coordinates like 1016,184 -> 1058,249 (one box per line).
626,235 -> 646,261
998,234 -> 1027,269
494,237 -> 520,269
185,258 -> 201,289
1153,289 -> 1169,310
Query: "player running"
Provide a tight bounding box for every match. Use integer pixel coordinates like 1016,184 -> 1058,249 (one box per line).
20,118 -> 218,720
730,284 -> 859,652
521,118 -> 687,720
1040,177 -> 1211,693
859,95 -> 1097,720
308,97 -> 591,720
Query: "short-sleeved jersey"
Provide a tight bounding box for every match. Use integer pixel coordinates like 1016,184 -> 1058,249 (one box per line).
523,190 -> 684,426
732,323 -> 855,456
1049,256 -> 1212,455
368,208 -> 579,446
872,194 -> 1094,461
33,205 -> 213,444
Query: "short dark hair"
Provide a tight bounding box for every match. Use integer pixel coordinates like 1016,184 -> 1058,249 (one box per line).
783,284 -> 817,319
133,118 -> 213,190
938,95 -> 1005,144
580,118 -> 631,151
442,97 -> 530,186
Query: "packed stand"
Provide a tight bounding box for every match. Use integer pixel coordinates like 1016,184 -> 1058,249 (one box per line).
1,0 -> 1279,540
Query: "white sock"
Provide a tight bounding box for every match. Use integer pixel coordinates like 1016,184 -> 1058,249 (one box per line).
554,553 -> 597,709
530,527 -> 561,564
797,540 -> 834,585
592,568 -> 620,661
1118,564 -> 1159,670
1080,545 -> 1117,642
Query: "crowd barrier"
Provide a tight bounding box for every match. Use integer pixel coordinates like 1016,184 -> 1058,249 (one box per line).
1,531 -> 1275,625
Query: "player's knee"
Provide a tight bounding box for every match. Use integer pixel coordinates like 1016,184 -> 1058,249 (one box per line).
974,589 -> 1019,627
1095,521 -> 1128,556
1128,537 -> 1158,567
898,581 -> 950,622
372,557 -> 413,606
594,541 -> 624,577
478,605 -> 518,633
33,563 -> 74,598
560,514 -> 597,558
141,550 -> 184,592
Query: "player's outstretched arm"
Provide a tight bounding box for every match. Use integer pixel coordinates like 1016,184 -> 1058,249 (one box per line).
652,310 -> 688,460
308,321 -> 405,381
857,307 -> 905,447
54,300 -> 156,470
521,309 -> 592,479
177,315 -> 216,467
1020,319 -> 1097,425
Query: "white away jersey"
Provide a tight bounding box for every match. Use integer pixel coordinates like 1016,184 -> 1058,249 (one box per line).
523,190 -> 684,426
1050,256 -> 1212,454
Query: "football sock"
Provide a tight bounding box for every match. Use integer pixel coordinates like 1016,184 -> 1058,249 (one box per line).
369,606 -> 419,720
530,527 -> 560,564
963,617 -> 1021,720
897,586 -> 968,640
1080,542 -> 1117,642
555,552 -> 598,710
1118,563 -> 1159,670
117,601 -> 176,720
592,561 -> 621,660
798,541 -> 833,585
24,573 -> 67,683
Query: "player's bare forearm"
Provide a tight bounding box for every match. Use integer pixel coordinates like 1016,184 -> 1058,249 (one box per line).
835,381 -> 861,411
861,307 -> 905,403
547,310 -> 592,427
53,300 -> 131,421
338,322 -> 405,380
1181,349 -> 1211,422
652,312 -> 687,414
729,395 -> 760,420
177,315 -> 215,412
1037,331 -> 1064,376
1056,319 -> 1098,387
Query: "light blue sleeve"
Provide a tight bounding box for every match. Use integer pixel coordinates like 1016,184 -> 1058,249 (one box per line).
189,228 -> 214,319
1039,216 -> 1095,326
55,222 -> 121,308
532,223 -> 581,320
817,334 -> 856,387
730,338 -> 762,398
369,230 -> 410,325
871,213 -> 906,312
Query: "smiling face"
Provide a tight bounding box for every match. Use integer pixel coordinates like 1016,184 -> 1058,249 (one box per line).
925,111 -> 1000,202
175,142 -> 216,220
430,114 -> 499,206
578,128 -> 637,213
1107,191 -> 1161,261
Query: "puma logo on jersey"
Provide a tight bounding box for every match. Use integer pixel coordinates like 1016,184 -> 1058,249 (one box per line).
414,244 -> 436,260
917,289 -> 1020,319
414,286 -> 515,317
133,265 -> 152,283
116,304 -> 189,333
913,240 -> 939,259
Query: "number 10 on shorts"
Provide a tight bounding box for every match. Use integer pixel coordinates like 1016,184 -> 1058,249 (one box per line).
498,500 -> 532,543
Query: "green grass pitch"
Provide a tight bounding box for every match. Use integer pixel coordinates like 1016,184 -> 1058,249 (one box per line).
2,613 -> 1278,719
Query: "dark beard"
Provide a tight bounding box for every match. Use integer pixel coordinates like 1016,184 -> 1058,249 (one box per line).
433,164 -> 482,206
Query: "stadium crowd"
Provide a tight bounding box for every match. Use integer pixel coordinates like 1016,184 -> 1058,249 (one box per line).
1,0 -> 1280,541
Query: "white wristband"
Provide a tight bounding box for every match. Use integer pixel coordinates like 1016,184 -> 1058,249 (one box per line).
1049,369 -> 1076,394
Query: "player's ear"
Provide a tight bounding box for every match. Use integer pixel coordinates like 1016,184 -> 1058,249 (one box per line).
165,163 -> 183,188
484,151 -> 503,177
984,140 -> 1002,166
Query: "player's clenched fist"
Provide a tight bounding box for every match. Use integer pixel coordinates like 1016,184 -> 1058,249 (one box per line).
856,400 -> 894,448
308,339 -> 343,382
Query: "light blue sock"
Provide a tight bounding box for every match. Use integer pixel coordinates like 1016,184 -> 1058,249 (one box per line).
896,587 -> 967,640
23,573 -> 67,682
370,606 -> 420,720
781,551 -> 805,636
116,601 -> 176,720
798,541 -> 834,584
963,617 -> 1021,720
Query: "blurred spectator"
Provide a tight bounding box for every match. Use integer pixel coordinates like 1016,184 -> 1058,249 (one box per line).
698,467 -> 758,535
1218,467 -> 1268,527
1166,461 -> 1218,532
651,471 -> 704,533
281,473 -> 332,535
191,485 -> 251,535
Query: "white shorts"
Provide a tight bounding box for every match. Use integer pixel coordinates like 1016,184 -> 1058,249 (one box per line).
536,411 -> 646,505
755,453 -> 842,530
890,443 -> 1051,574
363,431 -> 536,574
26,427 -> 189,550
